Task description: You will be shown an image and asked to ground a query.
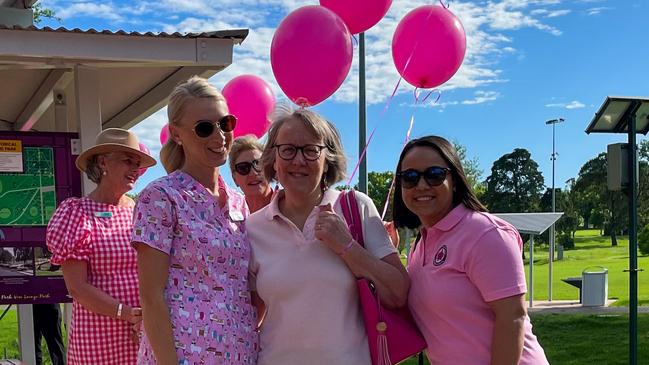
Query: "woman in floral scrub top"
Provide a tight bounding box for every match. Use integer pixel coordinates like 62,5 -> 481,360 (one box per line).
133,76 -> 258,365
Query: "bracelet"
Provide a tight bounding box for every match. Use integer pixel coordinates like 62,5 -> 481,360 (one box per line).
117,303 -> 123,319
339,239 -> 356,256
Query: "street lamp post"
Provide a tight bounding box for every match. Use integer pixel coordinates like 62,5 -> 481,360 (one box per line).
545,117 -> 564,302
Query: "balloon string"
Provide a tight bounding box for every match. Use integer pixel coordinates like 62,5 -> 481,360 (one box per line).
347,2 -> 442,188
381,115 -> 415,219
346,77 -> 402,186
351,34 -> 359,47
380,90 -> 442,220
439,0 -> 450,9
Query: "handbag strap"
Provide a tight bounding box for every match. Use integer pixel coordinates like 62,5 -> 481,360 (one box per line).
339,189 -> 364,247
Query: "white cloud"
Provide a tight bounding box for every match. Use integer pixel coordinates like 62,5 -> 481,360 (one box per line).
586,7 -> 613,15
49,0 -> 570,106
462,91 -> 501,105
547,9 -> 571,18
56,2 -> 124,22
401,90 -> 501,109
545,100 -> 586,109
129,108 -> 167,161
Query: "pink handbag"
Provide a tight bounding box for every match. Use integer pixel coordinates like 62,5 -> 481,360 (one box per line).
338,190 -> 427,365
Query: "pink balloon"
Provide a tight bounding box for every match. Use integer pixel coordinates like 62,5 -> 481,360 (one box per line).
392,5 -> 466,89
138,142 -> 151,177
271,6 -> 353,107
159,124 -> 169,145
222,75 -> 275,138
320,0 -> 392,34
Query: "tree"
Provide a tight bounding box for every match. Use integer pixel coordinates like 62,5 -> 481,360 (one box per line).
574,153 -> 627,246
482,148 -> 545,213
453,142 -> 484,197
367,171 -> 394,219
334,171 -> 394,219
32,3 -> 60,24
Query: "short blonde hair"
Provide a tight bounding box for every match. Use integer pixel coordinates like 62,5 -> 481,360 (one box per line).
160,76 -> 225,173
260,107 -> 346,186
229,135 -> 264,174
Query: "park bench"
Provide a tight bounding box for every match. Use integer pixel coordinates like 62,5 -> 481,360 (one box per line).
561,276 -> 583,303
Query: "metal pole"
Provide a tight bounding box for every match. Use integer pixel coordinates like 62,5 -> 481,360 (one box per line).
358,32 -> 367,194
549,122 -> 555,301
529,235 -> 534,308
545,117 -> 564,301
627,111 -> 638,365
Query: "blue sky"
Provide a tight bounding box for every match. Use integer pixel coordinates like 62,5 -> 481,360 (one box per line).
39,0 -> 649,195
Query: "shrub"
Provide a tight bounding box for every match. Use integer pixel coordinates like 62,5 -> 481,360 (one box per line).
638,225 -> 649,256
558,233 -> 575,250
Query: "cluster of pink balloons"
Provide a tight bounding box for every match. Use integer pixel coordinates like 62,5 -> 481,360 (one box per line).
159,75 -> 275,145
271,1 -> 392,107
392,5 -> 466,89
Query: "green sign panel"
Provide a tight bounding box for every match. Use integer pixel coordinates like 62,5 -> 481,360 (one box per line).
0,147 -> 57,226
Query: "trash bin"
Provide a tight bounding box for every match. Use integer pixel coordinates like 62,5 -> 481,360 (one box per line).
582,266 -> 608,307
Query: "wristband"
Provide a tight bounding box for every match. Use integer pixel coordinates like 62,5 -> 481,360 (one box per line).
339,239 -> 355,256
117,303 -> 123,319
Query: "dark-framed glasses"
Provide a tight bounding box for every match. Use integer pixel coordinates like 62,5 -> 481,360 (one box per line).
397,166 -> 450,189
192,114 -> 237,138
234,159 -> 262,176
274,144 -> 327,161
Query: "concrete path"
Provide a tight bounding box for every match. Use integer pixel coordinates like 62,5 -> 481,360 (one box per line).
528,300 -> 649,314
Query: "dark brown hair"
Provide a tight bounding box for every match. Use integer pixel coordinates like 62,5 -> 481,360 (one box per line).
392,135 -> 487,229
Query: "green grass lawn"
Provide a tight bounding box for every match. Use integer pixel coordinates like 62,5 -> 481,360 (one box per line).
0,309 -> 62,365
2,306 -> 648,364
399,313 -> 649,365
523,229 -> 649,305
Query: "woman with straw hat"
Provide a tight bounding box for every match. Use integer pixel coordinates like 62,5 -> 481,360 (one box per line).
46,128 -> 156,364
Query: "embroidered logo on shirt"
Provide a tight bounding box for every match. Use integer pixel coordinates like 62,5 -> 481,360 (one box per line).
433,245 -> 448,266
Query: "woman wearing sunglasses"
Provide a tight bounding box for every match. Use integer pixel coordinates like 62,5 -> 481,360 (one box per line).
246,108 -> 409,365
392,136 -> 548,365
229,135 -> 274,213
132,76 -> 258,365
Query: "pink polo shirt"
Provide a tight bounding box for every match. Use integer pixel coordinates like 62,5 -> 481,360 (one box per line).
407,204 -> 548,365
247,188 -> 397,365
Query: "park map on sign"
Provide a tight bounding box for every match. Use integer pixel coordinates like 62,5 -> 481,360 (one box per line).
0,147 -> 56,226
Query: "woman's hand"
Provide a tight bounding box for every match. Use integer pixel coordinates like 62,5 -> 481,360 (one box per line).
121,305 -> 143,324
314,203 -> 354,254
131,322 -> 142,345
383,221 -> 400,248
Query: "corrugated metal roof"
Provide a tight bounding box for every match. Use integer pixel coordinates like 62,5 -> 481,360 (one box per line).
493,212 -> 564,235
0,24 -> 249,41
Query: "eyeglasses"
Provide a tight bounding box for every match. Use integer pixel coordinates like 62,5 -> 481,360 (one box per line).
397,166 -> 450,189
274,144 -> 327,161
192,115 -> 237,138
234,159 -> 261,176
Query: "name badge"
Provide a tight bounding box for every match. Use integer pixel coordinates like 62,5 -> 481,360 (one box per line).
229,210 -> 244,222
94,211 -> 113,218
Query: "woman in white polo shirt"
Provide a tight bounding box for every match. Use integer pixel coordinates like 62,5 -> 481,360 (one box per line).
246,107 -> 410,365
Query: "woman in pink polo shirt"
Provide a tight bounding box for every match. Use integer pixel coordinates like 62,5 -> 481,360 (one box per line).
393,136 -> 548,365
246,107 -> 410,365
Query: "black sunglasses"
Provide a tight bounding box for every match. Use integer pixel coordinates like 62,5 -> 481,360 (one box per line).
397,166 -> 450,189
234,159 -> 261,176
192,115 -> 237,138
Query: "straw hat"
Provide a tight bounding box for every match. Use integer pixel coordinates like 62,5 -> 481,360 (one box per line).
75,128 -> 157,172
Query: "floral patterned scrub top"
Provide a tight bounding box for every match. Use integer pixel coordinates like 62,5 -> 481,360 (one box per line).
132,171 -> 258,364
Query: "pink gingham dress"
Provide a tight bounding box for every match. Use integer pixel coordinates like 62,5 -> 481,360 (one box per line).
132,171 -> 258,364
46,197 -> 140,365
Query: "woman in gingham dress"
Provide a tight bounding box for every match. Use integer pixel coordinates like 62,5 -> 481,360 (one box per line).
46,128 -> 156,364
